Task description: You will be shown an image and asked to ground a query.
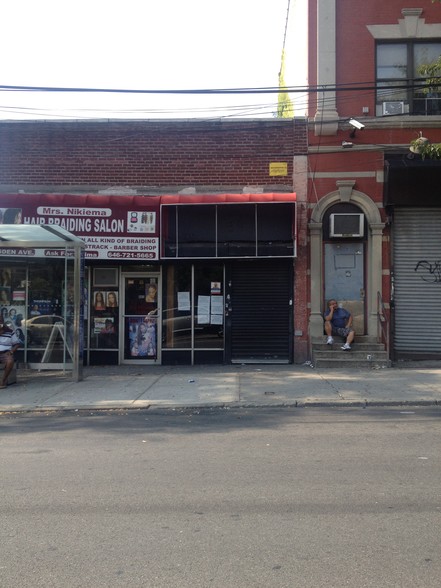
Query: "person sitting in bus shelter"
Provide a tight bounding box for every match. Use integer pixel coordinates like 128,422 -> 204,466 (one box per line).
0,318 -> 21,388
323,299 -> 355,351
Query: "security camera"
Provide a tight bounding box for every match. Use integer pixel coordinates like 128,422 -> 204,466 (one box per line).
349,118 -> 365,130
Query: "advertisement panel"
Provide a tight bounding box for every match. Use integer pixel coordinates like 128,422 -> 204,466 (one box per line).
0,195 -> 160,261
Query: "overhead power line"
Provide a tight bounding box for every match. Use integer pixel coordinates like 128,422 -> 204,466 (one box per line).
0,79 -> 439,95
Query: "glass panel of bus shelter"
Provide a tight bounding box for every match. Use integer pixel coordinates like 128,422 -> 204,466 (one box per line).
26,263 -> 65,349
0,266 -> 26,343
22,258 -> 75,365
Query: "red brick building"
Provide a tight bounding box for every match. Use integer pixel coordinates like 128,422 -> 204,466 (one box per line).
0,119 -> 309,367
307,0 -> 441,361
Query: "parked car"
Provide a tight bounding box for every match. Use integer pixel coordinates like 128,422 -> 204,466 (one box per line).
22,315 -> 67,345
162,309 -> 192,339
161,309 -> 222,344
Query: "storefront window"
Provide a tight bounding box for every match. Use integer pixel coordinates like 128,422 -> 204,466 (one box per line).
161,203 -> 296,259
162,266 -> 192,348
89,288 -> 119,350
257,203 -> 294,256
180,205 -> 216,258
217,205 -> 255,257
193,265 -> 224,349
162,264 -> 224,350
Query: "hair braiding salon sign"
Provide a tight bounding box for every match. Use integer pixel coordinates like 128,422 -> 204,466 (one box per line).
0,195 -> 160,260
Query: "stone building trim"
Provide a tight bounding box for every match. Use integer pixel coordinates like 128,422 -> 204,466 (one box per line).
367,8 -> 441,39
308,184 -> 385,339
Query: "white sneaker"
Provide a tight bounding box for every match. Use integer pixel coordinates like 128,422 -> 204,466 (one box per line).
326,336 -> 334,345
341,343 -> 351,351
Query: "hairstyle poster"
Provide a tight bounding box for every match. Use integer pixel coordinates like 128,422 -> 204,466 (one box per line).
106,291 -> 118,308
127,316 -> 157,359
30,299 -> 55,316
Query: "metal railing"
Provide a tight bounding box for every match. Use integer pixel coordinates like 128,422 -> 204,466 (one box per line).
377,291 -> 390,364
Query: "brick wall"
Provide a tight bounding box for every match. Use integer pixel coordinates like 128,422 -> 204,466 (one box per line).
0,119 -> 307,190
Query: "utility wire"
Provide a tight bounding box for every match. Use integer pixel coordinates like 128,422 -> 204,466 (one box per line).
281,0 -> 291,52
0,79 -> 434,121
0,79 -> 438,95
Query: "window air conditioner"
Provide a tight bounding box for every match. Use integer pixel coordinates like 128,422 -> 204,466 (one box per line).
330,213 -> 364,238
382,101 -> 405,116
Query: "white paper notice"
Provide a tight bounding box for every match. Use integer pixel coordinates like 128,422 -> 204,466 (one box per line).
211,296 -> 223,313
210,314 -> 223,325
178,291 -> 190,311
210,296 -> 223,325
197,295 -> 210,324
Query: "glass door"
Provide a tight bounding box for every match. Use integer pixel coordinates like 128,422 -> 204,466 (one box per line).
122,274 -> 160,363
161,263 -> 224,364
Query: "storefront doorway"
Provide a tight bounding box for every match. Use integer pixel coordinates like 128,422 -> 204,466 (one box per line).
121,274 -> 160,364
162,264 -> 224,365
226,259 -> 293,363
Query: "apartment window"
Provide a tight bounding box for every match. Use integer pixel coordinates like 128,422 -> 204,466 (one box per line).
376,41 -> 441,116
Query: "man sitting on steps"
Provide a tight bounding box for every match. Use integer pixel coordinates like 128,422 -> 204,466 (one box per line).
0,318 -> 21,389
324,299 -> 355,351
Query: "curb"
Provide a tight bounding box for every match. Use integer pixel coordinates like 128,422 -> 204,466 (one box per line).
0,399 -> 440,414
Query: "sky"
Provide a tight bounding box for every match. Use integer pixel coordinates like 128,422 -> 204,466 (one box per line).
0,0 -> 307,120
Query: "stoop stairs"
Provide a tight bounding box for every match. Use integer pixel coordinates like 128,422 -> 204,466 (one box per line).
312,335 -> 390,369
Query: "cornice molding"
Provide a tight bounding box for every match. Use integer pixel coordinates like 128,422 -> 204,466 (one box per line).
367,9 -> 441,39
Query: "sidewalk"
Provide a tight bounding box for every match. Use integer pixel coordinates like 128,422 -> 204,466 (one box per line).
1,362 -> 441,412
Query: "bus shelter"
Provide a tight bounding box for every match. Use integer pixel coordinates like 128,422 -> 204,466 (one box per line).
0,224 -> 85,381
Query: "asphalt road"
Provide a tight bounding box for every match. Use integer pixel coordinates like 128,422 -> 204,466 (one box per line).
1,406 -> 440,588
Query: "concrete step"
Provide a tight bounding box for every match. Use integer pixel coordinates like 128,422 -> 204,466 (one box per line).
312,335 -> 382,345
314,342 -> 386,351
313,349 -> 389,361
312,336 -> 390,368
313,356 -> 390,369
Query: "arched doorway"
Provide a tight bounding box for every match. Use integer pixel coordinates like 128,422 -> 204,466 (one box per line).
323,201 -> 367,334
308,182 -> 384,340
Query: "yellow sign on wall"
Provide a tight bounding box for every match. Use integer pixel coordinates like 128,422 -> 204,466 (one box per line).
269,162 -> 288,176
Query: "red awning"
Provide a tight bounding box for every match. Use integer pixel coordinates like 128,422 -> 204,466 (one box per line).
160,193 -> 296,205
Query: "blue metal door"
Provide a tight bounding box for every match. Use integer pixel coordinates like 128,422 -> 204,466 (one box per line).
324,242 -> 365,334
